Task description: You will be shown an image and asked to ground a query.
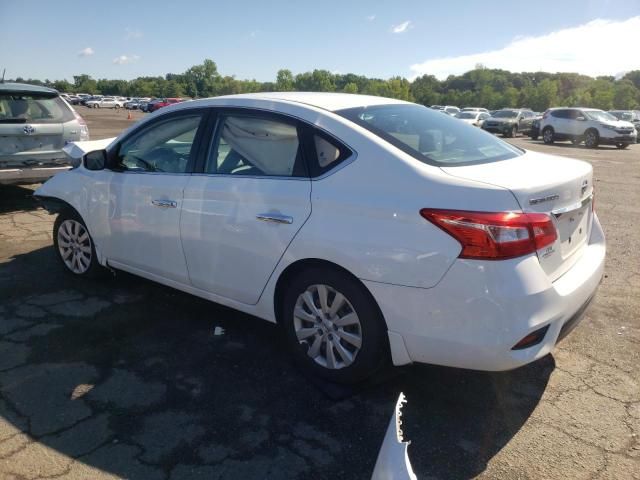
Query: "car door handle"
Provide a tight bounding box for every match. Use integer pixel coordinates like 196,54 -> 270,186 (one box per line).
256,213 -> 293,224
151,199 -> 177,208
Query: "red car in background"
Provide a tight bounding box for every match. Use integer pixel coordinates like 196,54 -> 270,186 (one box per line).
148,98 -> 184,113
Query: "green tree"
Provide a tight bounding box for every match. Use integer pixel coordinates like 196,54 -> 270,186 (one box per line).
276,69 -> 294,91
342,82 -> 358,94
613,80 -> 638,109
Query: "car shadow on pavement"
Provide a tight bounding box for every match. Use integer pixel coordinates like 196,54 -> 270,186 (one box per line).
0,185 -> 40,214
0,245 -> 553,480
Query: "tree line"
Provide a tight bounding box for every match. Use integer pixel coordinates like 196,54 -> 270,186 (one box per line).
11,59 -> 640,112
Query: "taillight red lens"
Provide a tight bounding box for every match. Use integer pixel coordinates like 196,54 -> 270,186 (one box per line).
420,209 -> 557,260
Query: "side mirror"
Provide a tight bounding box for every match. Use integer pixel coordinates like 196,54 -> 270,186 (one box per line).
83,149 -> 107,171
576,116 -> 586,121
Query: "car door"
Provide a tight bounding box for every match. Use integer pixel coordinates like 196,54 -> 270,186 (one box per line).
99,109 -> 208,284
519,111 -> 533,132
181,109 -> 312,305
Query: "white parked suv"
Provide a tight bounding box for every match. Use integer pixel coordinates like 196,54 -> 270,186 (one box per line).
85,97 -> 125,109
540,107 -> 636,149
34,93 -> 605,383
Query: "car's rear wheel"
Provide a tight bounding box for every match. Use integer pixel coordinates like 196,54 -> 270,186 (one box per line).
114,104 -> 120,110
281,267 -> 388,384
615,143 -> 628,149
542,127 -> 554,144
53,211 -> 104,278
584,129 -> 599,148
510,125 -> 518,138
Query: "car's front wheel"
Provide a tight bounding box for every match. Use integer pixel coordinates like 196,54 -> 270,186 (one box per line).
615,143 -> 629,149
53,211 -> 104,278
281,267 -> 388,384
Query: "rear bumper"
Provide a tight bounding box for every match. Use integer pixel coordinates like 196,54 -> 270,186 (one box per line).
366,213 -> 606,371
0,166 -> 72,185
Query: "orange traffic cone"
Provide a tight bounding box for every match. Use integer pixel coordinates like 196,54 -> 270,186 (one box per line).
127,111 -> 132,120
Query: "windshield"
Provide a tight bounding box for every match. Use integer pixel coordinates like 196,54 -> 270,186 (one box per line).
0,93 -> 74,124
457,112 -> 478,119
493,110 -> 518,118
337,104 -> 522,166
584,110 -> 618,122
610,111 -> 633,121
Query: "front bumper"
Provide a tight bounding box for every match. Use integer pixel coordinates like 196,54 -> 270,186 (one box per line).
599,134 -> 637,145
366,213 -> 606,371
482,123 -> 513,135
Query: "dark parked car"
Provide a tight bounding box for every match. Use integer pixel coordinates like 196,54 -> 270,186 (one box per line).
609,110 -> 640,142
482,109 -> 535,137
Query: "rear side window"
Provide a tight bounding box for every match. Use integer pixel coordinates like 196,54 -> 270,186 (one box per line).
551,109 -> 569,119
206,114 -> 307,177
307,131 -> 352,177
0,93 -> 74,124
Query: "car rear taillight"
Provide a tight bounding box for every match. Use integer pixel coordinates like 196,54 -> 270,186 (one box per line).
71,108 -> 90,141
420,209 -> 557,260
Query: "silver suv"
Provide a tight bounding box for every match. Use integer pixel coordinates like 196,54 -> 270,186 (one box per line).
0,82 -> 90,185
539,107 -> 636,149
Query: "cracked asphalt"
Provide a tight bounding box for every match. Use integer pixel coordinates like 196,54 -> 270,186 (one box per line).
0,108 -> 638,479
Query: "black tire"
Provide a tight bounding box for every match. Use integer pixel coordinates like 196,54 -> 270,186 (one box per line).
542,127 -> 554,144
615,143 -> 628,149
53,210 -> 105,279
531,134 -> 539,140
281,267 -> 388,384
510,125 -> 518,138
584,129 -> 599,149
114,104 -> 120,110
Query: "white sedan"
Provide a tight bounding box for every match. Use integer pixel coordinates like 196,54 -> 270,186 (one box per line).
35,92 -> 605,383
456,111 -> 491,127
85,97 -> 124,109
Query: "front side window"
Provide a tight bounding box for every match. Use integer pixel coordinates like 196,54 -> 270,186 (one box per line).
0,93 -> 74,124
337,104 -> 522,166
206,114 -> 305,177
115,113 -> 203,173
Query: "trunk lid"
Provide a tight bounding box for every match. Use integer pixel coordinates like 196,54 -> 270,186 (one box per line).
0,123 -> 66,168
441,150 -> 594,281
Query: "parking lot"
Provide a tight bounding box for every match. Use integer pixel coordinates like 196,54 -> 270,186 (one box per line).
1,107 -> 639,479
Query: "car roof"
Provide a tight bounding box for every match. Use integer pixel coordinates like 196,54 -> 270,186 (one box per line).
0,82 -> 58,95
186,92 -> 410,112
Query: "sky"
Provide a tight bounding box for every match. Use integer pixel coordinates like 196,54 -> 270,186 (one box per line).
1,0 -> 639,82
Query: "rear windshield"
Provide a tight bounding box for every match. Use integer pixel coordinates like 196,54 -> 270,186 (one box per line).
337,104 -> 522,166
457,112 -> 477,119
493,110 -> 518,118
0,93 -> 74,124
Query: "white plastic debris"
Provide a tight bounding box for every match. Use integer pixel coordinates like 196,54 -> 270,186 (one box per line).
213,326 -> 225,336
